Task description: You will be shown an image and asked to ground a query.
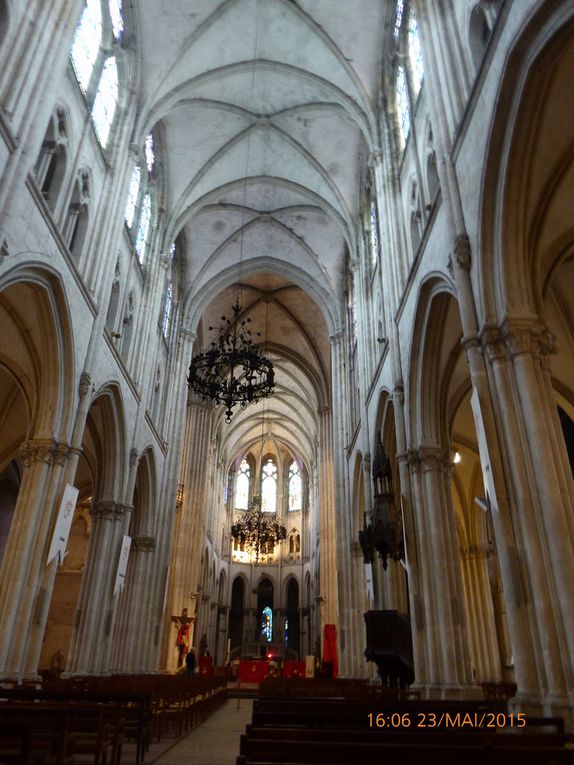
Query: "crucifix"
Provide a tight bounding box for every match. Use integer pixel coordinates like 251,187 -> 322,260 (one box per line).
171,607 -> 194,667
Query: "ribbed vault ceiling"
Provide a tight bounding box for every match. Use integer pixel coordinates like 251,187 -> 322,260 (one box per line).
135,0 -> 389,461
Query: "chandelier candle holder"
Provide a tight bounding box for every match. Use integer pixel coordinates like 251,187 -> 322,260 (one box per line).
188,300 -> 275,422
231,495 -> 287,564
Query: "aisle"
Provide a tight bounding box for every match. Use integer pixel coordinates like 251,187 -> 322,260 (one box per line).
153,699 -> 253,765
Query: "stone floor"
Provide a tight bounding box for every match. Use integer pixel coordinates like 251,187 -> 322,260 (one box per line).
152,699 -> 253,765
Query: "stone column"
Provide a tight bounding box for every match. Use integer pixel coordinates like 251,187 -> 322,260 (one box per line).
164,396 -> 212,670
317,407 -> 338,631
111,535 -> 156,672
66,500 -> 127,674
0,438 -> 71,677
349,540 -> 370,677
215,606 -> 228,666
460,544 -> 502,682
394,386 -> 426,689
481,323 -> 574,715
328,331 -> 355,675
407,447 -> 474,696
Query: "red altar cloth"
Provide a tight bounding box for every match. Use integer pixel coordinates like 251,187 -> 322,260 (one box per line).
239,660 -> 269,683
323,624 -> 338,678
199,656 -> 213,676
283,660 -> 306,678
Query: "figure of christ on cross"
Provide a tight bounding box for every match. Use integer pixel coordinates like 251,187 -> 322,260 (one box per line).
171,607 -> 194,667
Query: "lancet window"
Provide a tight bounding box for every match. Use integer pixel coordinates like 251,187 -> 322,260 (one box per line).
288,461 -> 302,511
162,282 -> 173,338
70,1 -> 125,149
393,2 -> 424,150
261,606 -> 272,642
124,132 -> 156,264
235,459 -> 250,510
261,458 -> 278,513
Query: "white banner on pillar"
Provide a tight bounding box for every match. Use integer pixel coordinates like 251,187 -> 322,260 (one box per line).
364,564 -> 374,607
46,484 -> 79,565
470,388 -> 497,506
162,564 -> 170,613
114,535 -> 132,596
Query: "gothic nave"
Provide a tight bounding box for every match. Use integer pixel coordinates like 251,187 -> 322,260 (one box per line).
0,0 -> 573,738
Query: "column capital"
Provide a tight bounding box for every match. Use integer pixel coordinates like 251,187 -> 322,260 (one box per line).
369,149 -> 384,169
419,447 -> 451,474
181,326 -> 196,342
90,500 -> 125,521
131,535 -> 156,552
482,320 -> 557,368
406,449 -> 421,469
19,438 -> 71,467
500,320 -> 556,362
407,446 -> 450,473
329,330 -> 344,346
460,543 -> 490,561
78,371 -> 92,398
453,233 -> 471,271
480,326 -> 506,363
461,333 -> 481,353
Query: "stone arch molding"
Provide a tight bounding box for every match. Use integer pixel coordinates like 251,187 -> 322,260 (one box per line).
0,265 -> 75,443
479,0 -> 574,324
85,382 -> 128,502
405,275 -> 458,448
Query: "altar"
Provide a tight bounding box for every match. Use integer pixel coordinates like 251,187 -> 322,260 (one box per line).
239,659 -> 270,683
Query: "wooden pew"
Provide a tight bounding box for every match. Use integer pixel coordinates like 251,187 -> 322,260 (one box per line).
238,695 -> 574,765
0,705 -> 74,765
0,721 -> 32,765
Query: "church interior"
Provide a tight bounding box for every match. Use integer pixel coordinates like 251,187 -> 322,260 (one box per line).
1,0 -> 574,761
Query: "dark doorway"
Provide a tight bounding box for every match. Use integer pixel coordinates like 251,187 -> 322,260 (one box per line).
286,578 -> 300,657
228,576 -> 245,652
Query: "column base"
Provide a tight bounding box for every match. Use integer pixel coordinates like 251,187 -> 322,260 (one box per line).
0,671 -> 42,685
61,670 -> 112,678
413,682 -> 483,700
509,693 -> 574,730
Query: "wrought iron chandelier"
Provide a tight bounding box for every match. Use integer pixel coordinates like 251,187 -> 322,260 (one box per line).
188,300 -> 275,423
231,495 -> 286,564
358,432 -> 404,569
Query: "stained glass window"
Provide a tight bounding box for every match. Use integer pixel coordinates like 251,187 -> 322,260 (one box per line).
145,134 -> 155,173
393,0 -> 404,39
135,192 -> 151,262
235,459 -> 250,510
396,66 -> 410,148
71,0 -> 102,93
125,165 -> 140,227
91,56 -> 118,147
370,201 -> 379,264
162,282 -> 173,337
261,459 -> 277,513
261,606 -> 272,642
288,461 -> 302,511
170,241 -> 176,259
408,8 -> 424,99
109,0 -> 124,40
